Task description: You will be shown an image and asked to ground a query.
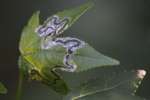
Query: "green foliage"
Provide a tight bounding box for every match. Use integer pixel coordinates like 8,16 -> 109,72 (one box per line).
18,1 -> 146,100
63,68 -> 146,100
19,11 -> 40,55
0,82 -> 7,94
19,1 -> 119,95
56,1 -> 94,27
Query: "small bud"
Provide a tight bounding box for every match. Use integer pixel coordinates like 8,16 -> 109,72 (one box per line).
137,69 -> 146,79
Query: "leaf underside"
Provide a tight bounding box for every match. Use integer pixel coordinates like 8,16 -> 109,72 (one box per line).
63,67 -> 146,100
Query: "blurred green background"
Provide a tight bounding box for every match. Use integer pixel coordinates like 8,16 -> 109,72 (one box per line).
0,0 -> 149,100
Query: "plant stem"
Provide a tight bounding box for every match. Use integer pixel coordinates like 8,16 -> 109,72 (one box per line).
16,69 -> 24,100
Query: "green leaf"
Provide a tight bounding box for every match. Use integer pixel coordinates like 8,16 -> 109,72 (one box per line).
19,11 -> 40,55
19,1 -> 119,73
76,92 -> 145,100
19,1 -> 119,95
55,1 -> 94,27
20,55 -> 70,95
19,1 -> 94,55
73,44 -> 119,72
0,82 -> 7,94
63,67 -> 146,100
21,44 -> 119,94
24,43 -> 119,72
